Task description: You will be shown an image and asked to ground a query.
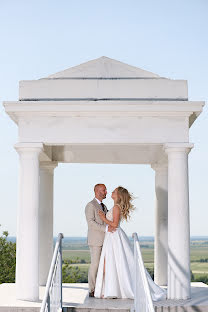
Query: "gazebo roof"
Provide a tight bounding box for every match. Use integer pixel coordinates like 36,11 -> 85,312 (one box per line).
15,56 -> 189,102
47,56 -> 160,79
4,57 -> 204,128
3,57 -> 205,164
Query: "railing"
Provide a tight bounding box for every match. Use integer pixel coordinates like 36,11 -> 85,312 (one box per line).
132,233 -> 155,312
40,233 -> 64,312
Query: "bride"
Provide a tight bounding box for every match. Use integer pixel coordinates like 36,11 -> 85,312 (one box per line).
94,186 -> 166,300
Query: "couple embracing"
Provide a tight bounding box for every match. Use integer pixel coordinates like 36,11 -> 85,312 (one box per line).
85,184 -> 166,300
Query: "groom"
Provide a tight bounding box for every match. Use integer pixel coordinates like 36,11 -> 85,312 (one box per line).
85,184 -> 114,297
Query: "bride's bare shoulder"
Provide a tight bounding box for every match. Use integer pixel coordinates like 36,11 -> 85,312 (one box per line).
113,204 -> 121,211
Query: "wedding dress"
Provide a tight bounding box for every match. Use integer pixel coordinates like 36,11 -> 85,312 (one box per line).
94,207 -> 166,300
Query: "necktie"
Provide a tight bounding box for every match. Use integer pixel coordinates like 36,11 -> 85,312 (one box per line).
100,203 -> 105,211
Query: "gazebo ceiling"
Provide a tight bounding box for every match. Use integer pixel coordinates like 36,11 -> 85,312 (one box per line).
51,143 -> 164,164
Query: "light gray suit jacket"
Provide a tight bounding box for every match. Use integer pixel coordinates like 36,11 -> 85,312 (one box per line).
85,198 -> 108,247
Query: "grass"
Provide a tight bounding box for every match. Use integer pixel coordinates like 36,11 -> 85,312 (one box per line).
67,262 -> 208,278
63,250 -> 91,262
62,249 -> 155,263
191,262 -> 208,274
62,243 -> 208,283
190,247 -> 208,261
63,247 -> 208,267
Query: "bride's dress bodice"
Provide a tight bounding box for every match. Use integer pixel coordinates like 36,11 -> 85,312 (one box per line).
106,207 -> 120,226
106,208 -> 113,221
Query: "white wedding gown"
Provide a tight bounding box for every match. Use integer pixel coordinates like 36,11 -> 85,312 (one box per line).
94,207 -> 166,300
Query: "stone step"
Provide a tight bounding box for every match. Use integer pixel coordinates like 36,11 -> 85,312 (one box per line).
1,283 -> 208,312
63,308 -> 131,312
1,305 -> 208,312
63,297 -> 134,312
63,304 -> 208,312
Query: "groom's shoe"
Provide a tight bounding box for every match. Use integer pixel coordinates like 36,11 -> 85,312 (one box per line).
89,291 -> 94,297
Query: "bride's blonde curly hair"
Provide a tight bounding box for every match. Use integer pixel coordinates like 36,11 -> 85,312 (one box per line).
116,186 -> 135,221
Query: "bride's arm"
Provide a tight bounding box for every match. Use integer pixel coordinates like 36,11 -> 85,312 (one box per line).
98,205 -> 120,228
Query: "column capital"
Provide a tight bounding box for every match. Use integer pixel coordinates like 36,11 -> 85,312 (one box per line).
40,161 -> 58,173
14,142 -> 43,154
164,143 -> 194,154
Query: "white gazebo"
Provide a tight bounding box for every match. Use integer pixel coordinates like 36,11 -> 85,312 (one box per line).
4,57 -> 205,302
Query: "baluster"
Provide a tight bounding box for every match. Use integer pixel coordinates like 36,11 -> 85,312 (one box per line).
47,294 -> 50,312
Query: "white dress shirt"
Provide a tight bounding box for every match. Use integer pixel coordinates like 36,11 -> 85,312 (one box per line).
95,197 -> 102,205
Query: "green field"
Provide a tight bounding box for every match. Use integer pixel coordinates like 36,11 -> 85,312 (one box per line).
62,239 -> 208,284
62,248 -> 155,263
190,247 -> 208,261
63,246 -> 208,279
63,250 -> 90,262
63,247 -> 208,266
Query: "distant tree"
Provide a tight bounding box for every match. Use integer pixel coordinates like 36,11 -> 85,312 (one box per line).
62,261 -> 81,283
80,259 -> 86,264
0,228 -> 16,284
147,267 -> 154,280
63,259 -> 73,264
199,258 -> 208,263
193,275 -> 208,285
190,270 -> 194,281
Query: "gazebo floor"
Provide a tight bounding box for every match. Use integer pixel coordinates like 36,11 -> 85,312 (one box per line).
0,283 -> 208,312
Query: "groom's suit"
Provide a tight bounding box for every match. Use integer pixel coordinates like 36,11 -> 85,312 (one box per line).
85,198 -> 108,293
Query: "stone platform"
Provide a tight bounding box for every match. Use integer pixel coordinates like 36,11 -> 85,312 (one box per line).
0,283 -> 208,312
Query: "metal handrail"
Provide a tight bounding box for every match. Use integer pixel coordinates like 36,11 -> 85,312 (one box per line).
132,232 -> 154,312
40,233 -> 64,312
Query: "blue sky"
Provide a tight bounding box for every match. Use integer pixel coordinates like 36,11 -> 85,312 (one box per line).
0,0 -> 207,237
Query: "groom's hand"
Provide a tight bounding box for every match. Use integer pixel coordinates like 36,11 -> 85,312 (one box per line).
108,225 -> 116,233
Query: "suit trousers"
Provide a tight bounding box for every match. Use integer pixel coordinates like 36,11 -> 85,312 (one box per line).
88,246 -> 102,292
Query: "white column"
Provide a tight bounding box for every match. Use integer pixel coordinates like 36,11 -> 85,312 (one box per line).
15,143 -> 43,301
39,161 -> 57,286
152,163 -> 168,286
164,143 -> 193,300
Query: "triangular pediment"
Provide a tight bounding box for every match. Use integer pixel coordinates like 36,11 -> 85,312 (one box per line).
47,56 -> 160,78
